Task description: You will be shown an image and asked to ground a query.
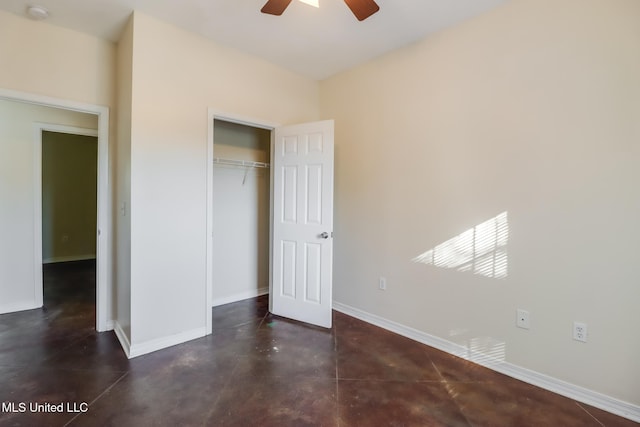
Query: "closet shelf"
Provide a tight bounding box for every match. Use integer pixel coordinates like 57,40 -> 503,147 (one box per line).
213,157 -> 270,169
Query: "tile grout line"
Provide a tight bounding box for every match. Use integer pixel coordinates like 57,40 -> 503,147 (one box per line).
336,377 -> 446,383
200,358 -> 244,426
63,371 -> 129,427
575,401 -> 605,427
430,359 -> 446,382
41,329 -> 96,364
201,308 -> 269,426
429,359 -> 475,427
257,309 -> 268,329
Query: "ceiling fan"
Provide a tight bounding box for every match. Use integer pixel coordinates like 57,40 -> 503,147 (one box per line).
261,0 -> 380,21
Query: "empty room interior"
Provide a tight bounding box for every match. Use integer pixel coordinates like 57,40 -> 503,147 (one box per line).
0,0 -> 639,425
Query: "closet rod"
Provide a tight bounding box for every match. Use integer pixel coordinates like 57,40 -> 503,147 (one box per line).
213,157 -> 270,169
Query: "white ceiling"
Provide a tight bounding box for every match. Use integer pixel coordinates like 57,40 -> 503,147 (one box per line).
1,0 -> 508,80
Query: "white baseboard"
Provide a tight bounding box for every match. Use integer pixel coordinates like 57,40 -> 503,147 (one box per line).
113,320 -> 131,359
127,326 -> 207,359
333,301 -> 640,423
104,319 -> 114,331
0,301 -> 41,315
212,287 -> 269,307
43,255 -> 96,264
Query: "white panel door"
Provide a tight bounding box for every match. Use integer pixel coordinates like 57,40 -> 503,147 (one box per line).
271,120 -> 334,328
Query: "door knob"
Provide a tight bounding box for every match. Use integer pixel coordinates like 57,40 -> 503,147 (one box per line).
319,232 -> 330,239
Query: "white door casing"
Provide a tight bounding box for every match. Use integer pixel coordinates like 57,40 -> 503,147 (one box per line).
271,120 -> 334,328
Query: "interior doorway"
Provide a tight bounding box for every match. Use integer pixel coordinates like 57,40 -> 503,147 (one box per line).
40,129 -> 98,320
0,89 -> 111,332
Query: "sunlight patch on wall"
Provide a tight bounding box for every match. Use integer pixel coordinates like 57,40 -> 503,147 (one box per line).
448,329 -> 507,365
413,212 -> 509,279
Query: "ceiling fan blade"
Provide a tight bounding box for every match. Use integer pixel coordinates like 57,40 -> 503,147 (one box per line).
261,0 -> 294,16
343,0 -> 380,21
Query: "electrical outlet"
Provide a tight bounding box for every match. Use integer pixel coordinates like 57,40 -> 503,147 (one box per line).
516,309 -> 530,329
573,322 -> 588,342
379,277 -> 386,291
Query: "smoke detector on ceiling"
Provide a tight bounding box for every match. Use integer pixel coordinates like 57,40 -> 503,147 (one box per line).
26,5 -> 50,20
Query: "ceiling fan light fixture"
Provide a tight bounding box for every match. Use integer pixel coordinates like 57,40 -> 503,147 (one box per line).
26,5 -> 50,20
299,0 -> 319,7
261,0 -> 378,20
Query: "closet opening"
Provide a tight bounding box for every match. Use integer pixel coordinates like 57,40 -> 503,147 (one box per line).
211,119 -> 272,307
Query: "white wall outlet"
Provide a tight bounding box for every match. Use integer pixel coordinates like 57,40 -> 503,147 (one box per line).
516,309 -> 530,329
573,322 -> 588,342
379,277 -> 386,291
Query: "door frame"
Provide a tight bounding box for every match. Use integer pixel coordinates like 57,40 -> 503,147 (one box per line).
0,88 -> 111,332
206,108 -> 279,334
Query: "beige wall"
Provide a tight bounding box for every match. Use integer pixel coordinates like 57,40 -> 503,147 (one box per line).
0,10 -> 115,107
212,120 -> 270,304
126,12 -> 319,348
0,99 -> 97,313
42,131 -> 98,262
321,0 -> 640,406
0,9 -> 116,319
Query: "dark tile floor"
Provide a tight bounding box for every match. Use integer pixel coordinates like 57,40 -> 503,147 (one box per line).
0,261 -> 637,426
